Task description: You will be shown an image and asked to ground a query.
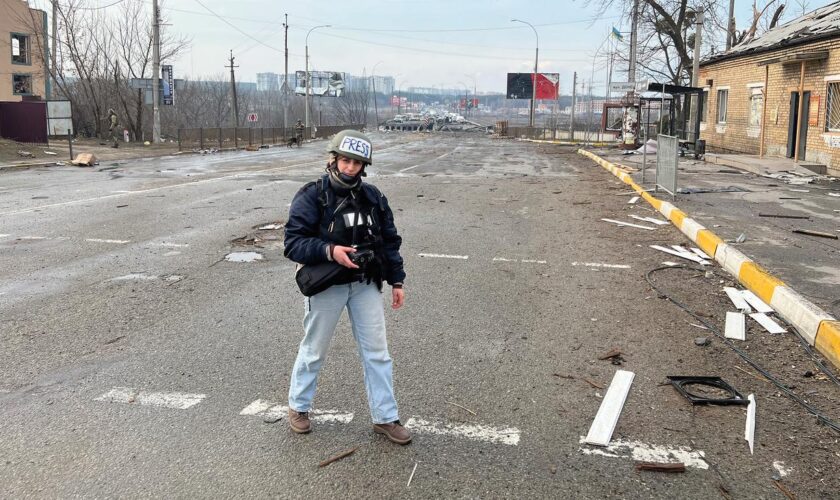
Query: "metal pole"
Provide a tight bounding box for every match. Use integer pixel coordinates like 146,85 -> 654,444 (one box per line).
760,65 -> 768,157
304,25 -> 329,132
227,50 -> 239,127
283,14 -> 288,130
51,0 -> 57,99
67,129 -> 73,160
642,102 -> 649,183
690,8 -> 704,144
794,61 -> 805,162
727,0 -> 735,49
152,0 -> 161,142
570,71 -> 576,140
512,19 -> 538,127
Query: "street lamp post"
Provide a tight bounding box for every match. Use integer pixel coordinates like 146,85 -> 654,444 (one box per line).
512,19 -> 539,128
305,25 -> 330,134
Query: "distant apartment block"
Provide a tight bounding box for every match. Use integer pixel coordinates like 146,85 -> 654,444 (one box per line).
256,72 -> 279,92
1,0 -> 48,101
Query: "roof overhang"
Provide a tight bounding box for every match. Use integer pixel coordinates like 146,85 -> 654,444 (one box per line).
757,50 -> 829,66
645,83 -> 703,95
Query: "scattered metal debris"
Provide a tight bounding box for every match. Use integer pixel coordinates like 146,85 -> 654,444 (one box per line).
667,376 -> 749,406
792,229 -> 838,240
745,394 -> 756,454
725,312 -> 746,341
635,462 -> 686,473
318,446 -> 360,467
602,218 -> 656,230
759,213 -> 809,219
584,370 -> 635,446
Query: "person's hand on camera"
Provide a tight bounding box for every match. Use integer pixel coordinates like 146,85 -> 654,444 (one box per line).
332,245 -> 360,269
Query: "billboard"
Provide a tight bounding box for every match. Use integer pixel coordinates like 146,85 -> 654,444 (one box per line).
161,65 -> 174,105
295,71 -> 346,97
506,73 -> 559,100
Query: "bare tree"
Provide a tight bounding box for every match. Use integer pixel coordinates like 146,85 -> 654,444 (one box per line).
332,87 -> 370,126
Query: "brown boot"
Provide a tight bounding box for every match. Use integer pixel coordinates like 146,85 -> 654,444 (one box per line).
373,420 -> 412,445
288,408 -> 312,434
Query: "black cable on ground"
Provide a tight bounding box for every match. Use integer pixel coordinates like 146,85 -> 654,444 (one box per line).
645,264 -> 840,434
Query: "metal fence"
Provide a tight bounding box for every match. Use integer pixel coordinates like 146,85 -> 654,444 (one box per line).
176,124 -> 365,152
656,134 -> 679,198
498,125 -> 610,142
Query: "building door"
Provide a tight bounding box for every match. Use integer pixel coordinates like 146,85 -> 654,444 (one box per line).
786,91 -> 810,159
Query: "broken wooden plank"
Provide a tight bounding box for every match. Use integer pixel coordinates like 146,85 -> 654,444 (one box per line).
650,245 -> 706,264
601,218 -> 656,231
723,287 -> 752,312
635,462 -> 686,473
584,370 -> 635,447
725,312 -> 746,341
792,228 -> 839,240
750,313 -> 787,334
745,394 -> 756,454
741,290 -> 774,314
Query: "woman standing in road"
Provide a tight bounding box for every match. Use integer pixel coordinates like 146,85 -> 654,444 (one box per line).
283,130 -> 410,445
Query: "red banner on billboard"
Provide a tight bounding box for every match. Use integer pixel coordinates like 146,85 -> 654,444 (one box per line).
534,73 -> 559,99
390,95 -> 400,106
506,73 -> 559,99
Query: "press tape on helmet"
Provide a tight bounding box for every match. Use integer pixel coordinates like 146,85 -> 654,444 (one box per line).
338,136 -> 372,161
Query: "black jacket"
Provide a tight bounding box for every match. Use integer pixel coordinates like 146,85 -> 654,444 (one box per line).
284,175 -> 406,285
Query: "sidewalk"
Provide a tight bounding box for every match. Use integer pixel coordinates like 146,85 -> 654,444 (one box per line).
586,148 -> 840,368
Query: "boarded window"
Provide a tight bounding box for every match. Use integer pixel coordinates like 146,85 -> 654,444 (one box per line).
13,74 -> 32,95
826,82 -> 840,132
749,87 -> 763,127
717,89 -> 728,124
11,34 -> 30,64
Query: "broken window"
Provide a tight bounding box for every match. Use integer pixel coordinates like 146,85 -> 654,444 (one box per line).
717,89 -> 728,124
11,33 -> 30,65
749,87 -> 763,127
826,82 -> 840,132
13,74 -> 32,95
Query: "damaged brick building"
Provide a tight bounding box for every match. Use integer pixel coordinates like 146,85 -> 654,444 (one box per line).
699,3 -> 840,176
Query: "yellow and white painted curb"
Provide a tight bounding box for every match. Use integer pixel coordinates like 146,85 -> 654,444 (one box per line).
578,149 -> 840,370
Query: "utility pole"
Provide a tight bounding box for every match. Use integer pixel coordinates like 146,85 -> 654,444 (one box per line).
628,0 -> 639,83
152,0 -> 161,142
690,8 -> 704,143
727,0 -> 735,50
282,13 -> 289,130
50,0 -> 57,99
570,71 -> 577,139
226,50 -> 239,127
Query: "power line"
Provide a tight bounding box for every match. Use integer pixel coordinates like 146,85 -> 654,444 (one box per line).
191,0 -> 285,54
59,0 -> 129,10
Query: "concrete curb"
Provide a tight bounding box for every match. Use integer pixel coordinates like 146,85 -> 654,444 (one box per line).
577,148 -> 840,371
0,161 -> 59,172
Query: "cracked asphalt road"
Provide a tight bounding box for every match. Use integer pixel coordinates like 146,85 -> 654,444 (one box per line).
1,133 -> 837,498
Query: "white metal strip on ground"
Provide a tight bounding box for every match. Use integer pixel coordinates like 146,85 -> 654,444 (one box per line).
723,287 -> 752,312
629,215 -> 668,225
650,245 -> 705,264
769,286 -> 833,345
584,370 -> 634,447
405,417 -> 520,446
741,290 -> 774,314
690,247 -> 711,260
239,399 -> 354,424
725,312 -> 746,340
578,436 -> 708,470
418,253 -> 469,260
628,196 -> 639,204
601,218 -> 656,231
95,387 -> 206,409
750,313 -> 787,334
571,262 -> 631,269
745,394 -> 756,454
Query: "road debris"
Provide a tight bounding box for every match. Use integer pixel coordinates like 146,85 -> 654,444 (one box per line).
635,462 -> 686,473
689,323 -> 709,330
318,446 -> 360,468
70,153 -> 98,166
758,213 -> 810,219
827,192 -> 840,197
601,218 -> 656,231
583,378 -> 605,389
677,186 -> 750,194
725,312 -> 746,340
629,214 -> 669,225
17,150 -> 34,158
741,290 -> 773,314
583,370 -> 634,446
694,337 -> 711,346
407,462 -> 418,488
598,348 -> 624,364
792,228 -> 838,240
446,401 -> 477,416
723,287 -> 752,312
628,196 -> 639,204
772,480 -> 797,500
745,394 -> 756,454
667,376 -> 748,405
750,313 -> 786,334
649,245 -> 708,264
735,233 -> 747,243
224,251 -> 264,263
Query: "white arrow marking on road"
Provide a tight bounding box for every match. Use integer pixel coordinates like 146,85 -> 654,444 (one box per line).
405,417 -> 520,446
571,262 -> 631,269
240,399 -> 354,424
418,253 -> 468,260
578,436 -> 708,469
95,387 -> 206,410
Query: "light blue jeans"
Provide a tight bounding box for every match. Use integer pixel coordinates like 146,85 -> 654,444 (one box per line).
288,281 -> 400,424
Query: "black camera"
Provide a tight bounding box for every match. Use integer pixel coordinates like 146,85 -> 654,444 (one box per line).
348,249 -> 375,266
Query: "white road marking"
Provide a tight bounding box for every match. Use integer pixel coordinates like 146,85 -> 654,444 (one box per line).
400,150 -> 454,172
492,257 -> 517,262
493,257 -> 548,264
85,238 -> 130,244
148,242 -> 190,248
163,251 -> 181,256
405,417 -> 520,446
419,253 -> 468,260
578,436 -> 708,469
0,234 -> 10,238
572,262 -> 631,269
95,387 -> 206,409
110,273 -> 158,281
239,399 -> 354,424
18,236 -> 48,240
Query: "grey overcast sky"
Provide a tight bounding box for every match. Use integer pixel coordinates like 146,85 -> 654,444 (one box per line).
34,0 -> 837,93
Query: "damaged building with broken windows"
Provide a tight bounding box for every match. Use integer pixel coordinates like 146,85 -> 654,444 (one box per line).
0,0 -> 48,101
699,3 -> 840,177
